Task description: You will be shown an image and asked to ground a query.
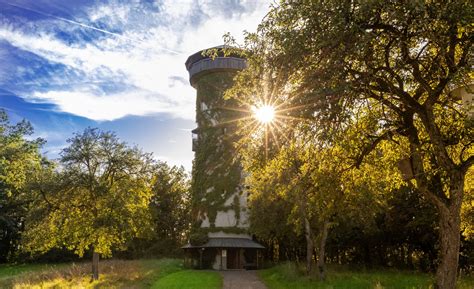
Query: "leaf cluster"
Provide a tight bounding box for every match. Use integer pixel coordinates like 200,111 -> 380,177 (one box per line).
23,128 -> 155,258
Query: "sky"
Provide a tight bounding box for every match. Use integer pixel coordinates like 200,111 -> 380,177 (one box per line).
0,0 -> 271,171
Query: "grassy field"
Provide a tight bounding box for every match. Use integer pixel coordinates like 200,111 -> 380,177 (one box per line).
2,259 -> 473,289
259,263 -> 474,289
0,259 -> 221,289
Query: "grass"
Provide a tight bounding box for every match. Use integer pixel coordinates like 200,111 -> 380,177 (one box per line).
0,258 -> 221,288
259,263 -> 474,289
2,259 -> 472,289
0,263 -> 53,279
151,270 -> 221,289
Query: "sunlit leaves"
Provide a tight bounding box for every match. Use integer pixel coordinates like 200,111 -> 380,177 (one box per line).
225,1 -> 472,284
0,110 -> 44,261
23,128 -> 154,258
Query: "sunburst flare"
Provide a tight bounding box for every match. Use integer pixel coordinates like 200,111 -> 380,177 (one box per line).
252,105 -> 275,124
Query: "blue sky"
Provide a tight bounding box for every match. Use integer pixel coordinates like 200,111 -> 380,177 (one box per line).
0,0 -> 270,170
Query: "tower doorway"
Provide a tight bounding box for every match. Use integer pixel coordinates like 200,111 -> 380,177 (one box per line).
226,248 -> 243,269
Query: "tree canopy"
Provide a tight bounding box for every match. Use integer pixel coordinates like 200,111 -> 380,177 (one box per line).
148,162 -> 190,255
225,1 -> 472,288
23,128 -> 155,279
0,110 -> 44,262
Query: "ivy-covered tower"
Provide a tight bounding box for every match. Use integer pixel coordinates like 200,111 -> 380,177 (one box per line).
183,46 -> 264,270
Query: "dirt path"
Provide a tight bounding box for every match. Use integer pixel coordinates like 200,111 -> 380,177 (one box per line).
220,270 -> 268,289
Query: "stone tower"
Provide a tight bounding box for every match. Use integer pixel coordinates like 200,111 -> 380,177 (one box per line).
183,46 -> 263,270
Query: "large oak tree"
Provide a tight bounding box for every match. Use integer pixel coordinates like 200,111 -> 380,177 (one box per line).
226,1 -> 473,288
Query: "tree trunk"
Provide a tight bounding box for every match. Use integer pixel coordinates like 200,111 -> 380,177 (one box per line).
317,220 -> 329,281
304,217 -> 314,275
405,116 -> 465,289
407,246 -> 414,270
92,250 -> 99,281
434,201 -> 462,289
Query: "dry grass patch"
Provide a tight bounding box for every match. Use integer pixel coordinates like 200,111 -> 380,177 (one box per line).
9,259 -> 152,289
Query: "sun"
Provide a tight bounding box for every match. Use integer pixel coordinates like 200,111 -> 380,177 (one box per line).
252,105 -> 275,124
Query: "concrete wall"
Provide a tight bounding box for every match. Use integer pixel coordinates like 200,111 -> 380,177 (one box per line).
200,191 -> 250,228
450,84 -> 473,119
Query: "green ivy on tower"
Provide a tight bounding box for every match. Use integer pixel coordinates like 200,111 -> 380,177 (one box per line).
190,71 -> 247,245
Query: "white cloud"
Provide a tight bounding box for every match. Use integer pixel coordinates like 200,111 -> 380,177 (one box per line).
32,87 -> 195,121
0,0 -> 271,121
88,1 -> 130,25
0,46 -> 11,82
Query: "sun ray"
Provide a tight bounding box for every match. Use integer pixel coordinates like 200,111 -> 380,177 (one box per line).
276,103 -> 313,113
240,118 -> 259,132
268,123 -> 281,149
230,95 -> 312,158
216,115 -> 254,126
219,106 -> 253,113
232,119 -> 260,142
234,121 -> 262,153
277,114 -> 311,123
272,119 -> 291,144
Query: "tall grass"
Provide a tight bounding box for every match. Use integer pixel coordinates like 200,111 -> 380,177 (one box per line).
8,259 -> 146,288
0,258 -> 183,288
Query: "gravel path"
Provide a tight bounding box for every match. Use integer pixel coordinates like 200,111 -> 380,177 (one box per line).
220,270 -> 268,289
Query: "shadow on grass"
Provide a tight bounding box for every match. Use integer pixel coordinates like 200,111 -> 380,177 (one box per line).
151,270 -> 222,289
258,263 -> 474,289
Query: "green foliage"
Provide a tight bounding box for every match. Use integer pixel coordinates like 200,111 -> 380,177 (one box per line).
22,128 -> 155,258
117,162 -> 191,258
247,142 -> 342,236
0,114 -> 192,263
151,162 -> 190,239
191,72 -> 245,232
149,162 -> 190,252
189,231 -> 209,246
224,0 -> 473,285
232,194 -> 241,222
229,0 -> 473,199
200,226 -> 247,235
326,186 -> 440,270
0,110 -> 45,262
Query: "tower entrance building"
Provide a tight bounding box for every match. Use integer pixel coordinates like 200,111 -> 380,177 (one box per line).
182,47 -> 264,270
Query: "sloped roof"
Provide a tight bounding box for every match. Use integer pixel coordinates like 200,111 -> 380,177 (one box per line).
182,238 -> 265,249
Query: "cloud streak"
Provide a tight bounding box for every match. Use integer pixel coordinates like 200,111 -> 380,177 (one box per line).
4,2 -> 135,43
0,0 -> 270,121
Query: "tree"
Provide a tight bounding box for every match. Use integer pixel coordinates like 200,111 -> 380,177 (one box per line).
226,1 -> 472,288
147,162 -> 190,256
0,110 -> 44,262
246,142 -> 343,279
380,186 -> 439,270
23,128 -> 154,280
117,162 -> 190,258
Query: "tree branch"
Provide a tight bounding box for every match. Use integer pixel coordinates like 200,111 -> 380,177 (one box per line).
354,130 -> 394,168
460,155 -> 474,175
